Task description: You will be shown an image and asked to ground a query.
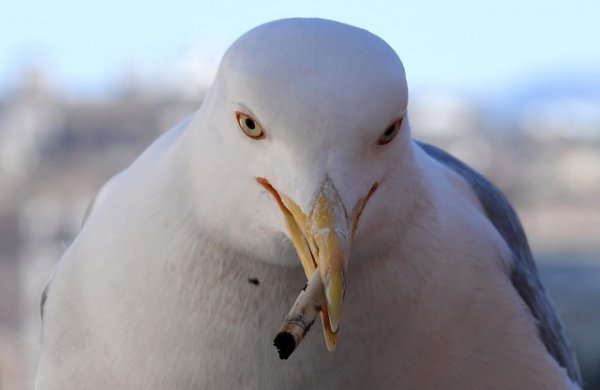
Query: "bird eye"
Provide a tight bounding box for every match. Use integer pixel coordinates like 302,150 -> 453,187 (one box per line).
377,118 -> 403,145
236,112 -> 265,140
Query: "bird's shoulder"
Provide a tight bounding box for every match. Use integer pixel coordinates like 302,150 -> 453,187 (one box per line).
416,141 -> 582,386
41,117 -> 193,323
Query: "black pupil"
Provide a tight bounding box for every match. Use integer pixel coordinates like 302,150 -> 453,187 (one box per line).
384,124 -> 395,137
245,118 -> 256,130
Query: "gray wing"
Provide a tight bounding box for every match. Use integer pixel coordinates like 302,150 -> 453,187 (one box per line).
418,141 -> 582,385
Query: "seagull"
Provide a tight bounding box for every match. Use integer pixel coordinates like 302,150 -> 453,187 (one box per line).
36,18 -> 582,389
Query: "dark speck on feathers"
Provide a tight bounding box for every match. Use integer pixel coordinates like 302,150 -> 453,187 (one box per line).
302,283 -> 307,291
248,277 -> 260,286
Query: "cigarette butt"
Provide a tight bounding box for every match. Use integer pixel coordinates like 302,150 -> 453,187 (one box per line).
274,269 -> 326,359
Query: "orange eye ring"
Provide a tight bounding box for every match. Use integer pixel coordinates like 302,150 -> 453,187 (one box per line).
236,111 -> 265,140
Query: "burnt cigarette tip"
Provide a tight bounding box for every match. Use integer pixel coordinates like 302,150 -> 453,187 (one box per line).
274,332 -> 296,360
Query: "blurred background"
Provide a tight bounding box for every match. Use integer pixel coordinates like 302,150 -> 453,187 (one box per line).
1,0 -> 599,388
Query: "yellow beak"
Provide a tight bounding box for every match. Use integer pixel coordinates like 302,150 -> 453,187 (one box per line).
257,177 -> 377,351
306,179 -> 348,333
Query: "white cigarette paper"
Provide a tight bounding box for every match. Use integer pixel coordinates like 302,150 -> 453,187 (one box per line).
273,269 -> 326,359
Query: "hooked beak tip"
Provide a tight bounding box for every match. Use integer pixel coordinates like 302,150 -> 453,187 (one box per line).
324,269 -> 344,332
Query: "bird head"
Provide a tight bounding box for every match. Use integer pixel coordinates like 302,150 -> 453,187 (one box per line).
186,18 -> 413,349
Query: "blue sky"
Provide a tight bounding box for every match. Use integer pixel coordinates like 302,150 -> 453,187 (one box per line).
1,0 -> 599,96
